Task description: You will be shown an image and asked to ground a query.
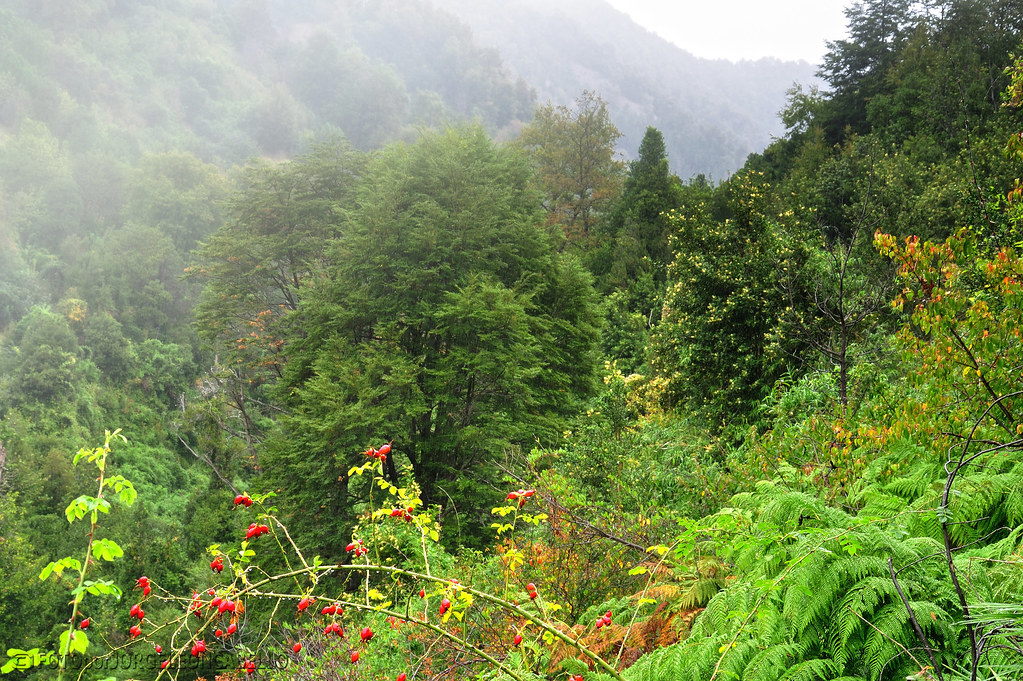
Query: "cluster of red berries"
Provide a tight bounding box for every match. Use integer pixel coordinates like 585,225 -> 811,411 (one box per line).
129,603 -> 145,620
595,610 -> 613,630
219,599 -> 239,615
569,675 -> 584,681
323,622 -> 344,637
346,539 -> 369,557
526,582 -> 539,601
129,625 -> 141,639
321,603 -> 342,616
136,575 -> 151,597
242,659 -> 256,675
363,442 -> 392,461
506,489 -> 535,508
233,493 -> 253,507
210,556 -> 224,573
389,506 -> 414,521
439,597 -> 452,615
189,639 -> 206,657
246,522 -> 270,539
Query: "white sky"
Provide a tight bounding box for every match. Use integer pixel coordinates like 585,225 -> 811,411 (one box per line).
603,0 -> 851,64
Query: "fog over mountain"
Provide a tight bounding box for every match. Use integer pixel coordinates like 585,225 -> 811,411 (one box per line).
429,0 -> 819,177
0,0 -> 815,180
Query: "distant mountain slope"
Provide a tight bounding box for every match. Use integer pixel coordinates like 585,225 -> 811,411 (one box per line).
1,0 -> 816,199
0,0 -> 535,165
429,0 -> 820,178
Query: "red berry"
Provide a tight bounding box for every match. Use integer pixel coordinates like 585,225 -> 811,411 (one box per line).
79,618 -> 90,630
130,604 -> 140,618
211,557 -> 224,573
419,589 -> 426,598
154,645 -> 162,654
293,642 -> 302,654
377,442 -> 392,457
136,576 -> 150,590
215,629 -> 224,638
297,597 -> 312,611
595,619 -> 603,629
234,494 -> 245,505
529,591 -> 538,600
161,660 -> 169,670
397,674 -> 407,681
513,633 -> 522,646
227,623 -> 238,635
243,659 -> 256,675
350,651 -> 360,664
439,598 -> 451,615
143,585 -> 151,597
130,625 -> 141,639
360,627 -> 374,642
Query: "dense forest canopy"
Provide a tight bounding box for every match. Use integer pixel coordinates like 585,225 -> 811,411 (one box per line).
2,1 -> 1023,680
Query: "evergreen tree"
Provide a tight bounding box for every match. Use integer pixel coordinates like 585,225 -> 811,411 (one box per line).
590,127 -> 681,372
263,126 -> 600,551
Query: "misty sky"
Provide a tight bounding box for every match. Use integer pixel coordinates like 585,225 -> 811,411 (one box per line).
603,0 -> 851,63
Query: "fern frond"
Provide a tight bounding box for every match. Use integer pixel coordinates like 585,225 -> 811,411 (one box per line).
862,603 -> 917,679
778,657 -> 841,681
741,642 -> 801,681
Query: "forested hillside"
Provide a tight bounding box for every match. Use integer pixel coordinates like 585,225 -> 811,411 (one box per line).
432,0 -> 818,178
3,1 -> 1023,680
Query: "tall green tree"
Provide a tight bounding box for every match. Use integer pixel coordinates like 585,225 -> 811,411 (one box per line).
650,171 -> 787,430
265,126 -> 600,551
190,137 -> 364,380
517,91 -> 624,244
589,127 -> 681,371
818,0 -> 922,139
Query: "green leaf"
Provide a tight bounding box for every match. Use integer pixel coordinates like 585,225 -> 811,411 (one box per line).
91,538 -> 124,562
71,580 -> 122,599
39,557 -> 81,581
58,630 -> 88,656
105,476 -> 137,507
628,566 -> 648,576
